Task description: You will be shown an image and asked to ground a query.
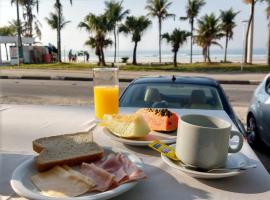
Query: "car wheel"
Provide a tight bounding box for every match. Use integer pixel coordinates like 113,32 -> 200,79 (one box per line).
247,114 -> 261,146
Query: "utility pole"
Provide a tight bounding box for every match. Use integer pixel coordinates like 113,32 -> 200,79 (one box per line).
247,2 -> 254,64
16,0 -> 24,65
0,44 -> 2,64
56,0 -> 62,62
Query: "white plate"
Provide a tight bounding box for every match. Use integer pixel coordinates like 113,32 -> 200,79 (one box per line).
161,144 -> 250,179
103,127 -> 177,146
10,147 -> 143,200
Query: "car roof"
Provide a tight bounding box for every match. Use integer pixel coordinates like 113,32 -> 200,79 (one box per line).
131,75 -> 219,87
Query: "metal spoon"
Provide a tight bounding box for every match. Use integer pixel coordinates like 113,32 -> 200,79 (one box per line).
173,160 -> 257,173
207,164 -> 257,173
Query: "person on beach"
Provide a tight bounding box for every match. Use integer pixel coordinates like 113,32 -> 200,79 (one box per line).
68,49 -> 72,62
85,51 -> 90,62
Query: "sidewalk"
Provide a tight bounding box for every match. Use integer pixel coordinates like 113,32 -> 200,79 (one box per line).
0,68 -> 268,84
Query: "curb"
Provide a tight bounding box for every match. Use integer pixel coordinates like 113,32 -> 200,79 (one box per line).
0,75 -> 261,85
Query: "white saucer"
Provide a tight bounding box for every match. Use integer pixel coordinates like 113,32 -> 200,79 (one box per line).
103,127 -> 177,146
10,147 -> 143,200
161,144 -> 251,179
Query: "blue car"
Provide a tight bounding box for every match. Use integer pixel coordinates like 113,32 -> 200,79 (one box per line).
119,75 -> 245,134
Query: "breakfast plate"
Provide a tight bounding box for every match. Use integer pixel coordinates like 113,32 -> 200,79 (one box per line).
10,147 -> 143,200
161,144 -> 254,179
103,127 -> 177,146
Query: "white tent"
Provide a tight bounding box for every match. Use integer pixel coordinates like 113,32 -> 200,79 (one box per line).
0,36 -> 35,64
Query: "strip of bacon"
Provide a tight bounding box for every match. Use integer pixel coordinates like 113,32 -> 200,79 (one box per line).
80,163 -> 118,192
95,153 -> 146,184
116,153 -> 146,182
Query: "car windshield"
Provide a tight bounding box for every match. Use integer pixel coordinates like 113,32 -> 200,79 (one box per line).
120,83 -> 224,110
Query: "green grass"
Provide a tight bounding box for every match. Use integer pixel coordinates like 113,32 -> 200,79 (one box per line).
121,62 -> 270,72
1,62 -> 269,72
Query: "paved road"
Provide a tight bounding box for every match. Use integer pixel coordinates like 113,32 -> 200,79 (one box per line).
0,79 -> 255,122
0,79 -> 257,106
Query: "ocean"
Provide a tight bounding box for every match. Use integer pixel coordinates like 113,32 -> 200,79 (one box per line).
0,46 -> 267,64
65,48 -> 267,64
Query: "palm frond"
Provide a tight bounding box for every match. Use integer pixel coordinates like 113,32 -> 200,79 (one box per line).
211,41 -> 223,48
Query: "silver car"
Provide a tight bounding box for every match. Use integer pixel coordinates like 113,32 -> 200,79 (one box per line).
247,74 -> 270,146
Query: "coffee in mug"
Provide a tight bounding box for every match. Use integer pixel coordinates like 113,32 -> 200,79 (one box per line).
175,114 -> 244,170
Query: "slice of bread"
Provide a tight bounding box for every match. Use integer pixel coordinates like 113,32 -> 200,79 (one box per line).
33,132 -> 104,172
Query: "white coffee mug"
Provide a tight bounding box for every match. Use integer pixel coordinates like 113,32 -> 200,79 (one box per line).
176,114 -> 244,170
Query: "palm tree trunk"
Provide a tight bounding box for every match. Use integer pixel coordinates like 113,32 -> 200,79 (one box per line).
29,13 -> 33,37
173,50 -> 177,67
16,0 -> 23,64
132,42 -> 138,65
190,19 -> 194,64
113,26 -> 117,62
158,17 -> 162,63
114,26 -> 117,63
203,47 -> 207,62
244,0 -> 255,64
224,33 -> 229,62
267,18 -> 270,66
26,3 -> 33,37
101,48 -> 106,66
207,46 -> 211,63
5,43 -> 9,61
56,0 -> 62,62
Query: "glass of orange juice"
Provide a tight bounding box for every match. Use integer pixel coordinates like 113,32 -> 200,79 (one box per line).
93,67 -> 119,119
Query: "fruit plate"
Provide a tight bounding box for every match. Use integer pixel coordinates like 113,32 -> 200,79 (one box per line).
103,127 -> 177,146
10,147 -> 143,200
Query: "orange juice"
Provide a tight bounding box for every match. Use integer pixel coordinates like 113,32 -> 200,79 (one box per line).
94,85 -> 119,119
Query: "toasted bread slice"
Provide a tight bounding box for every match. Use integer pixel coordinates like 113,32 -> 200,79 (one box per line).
33,132 -> 103,172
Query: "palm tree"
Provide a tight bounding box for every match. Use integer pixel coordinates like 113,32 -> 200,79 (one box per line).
145,0 -> 175,63
85,37 -> 113,64
220,9 -> 239,62
180,0 -> 206,63
119,16 -> 151,65
45,12 -> 71,30
105,0 -> 129,63
162,29 -> 190,67
45,8 -> 71,62
54,0 -> 72,62
79,13 -> 112,65
0,26 -> 17,60
11,0 -> 24,63
195,13 -> 223,63
243,0 -> 259,64
12,0 -> 41,39
9,19 -> 27,36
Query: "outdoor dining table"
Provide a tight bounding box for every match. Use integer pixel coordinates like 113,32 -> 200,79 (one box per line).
1,104 -> 270,200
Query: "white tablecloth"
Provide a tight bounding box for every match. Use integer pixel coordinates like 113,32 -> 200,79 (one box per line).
1,104 -> 270,200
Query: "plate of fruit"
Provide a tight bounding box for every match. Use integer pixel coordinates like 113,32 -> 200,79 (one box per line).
100,108 -> 178,146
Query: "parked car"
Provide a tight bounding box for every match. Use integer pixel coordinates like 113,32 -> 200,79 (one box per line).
247,74 -> 270,146
119,75 -> 245,134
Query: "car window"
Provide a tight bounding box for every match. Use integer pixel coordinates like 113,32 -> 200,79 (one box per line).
266,78 -> 270,95
120,83 -> 224,110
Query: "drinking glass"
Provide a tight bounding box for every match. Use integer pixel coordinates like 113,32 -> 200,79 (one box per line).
93,67 -> 119,119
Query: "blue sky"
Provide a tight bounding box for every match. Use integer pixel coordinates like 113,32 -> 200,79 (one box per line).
0,0 -> 268,52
